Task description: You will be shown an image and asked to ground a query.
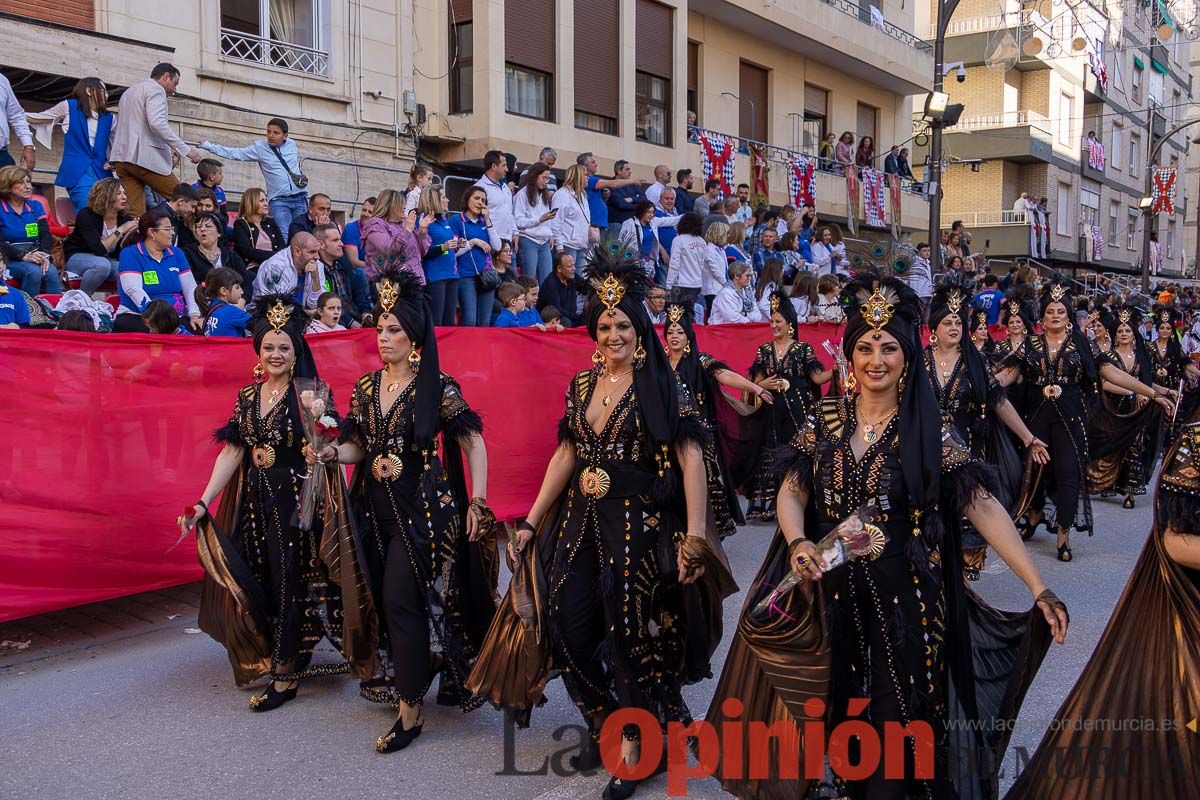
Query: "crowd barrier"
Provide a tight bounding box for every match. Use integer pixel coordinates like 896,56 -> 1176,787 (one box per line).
0,322 -> 854,621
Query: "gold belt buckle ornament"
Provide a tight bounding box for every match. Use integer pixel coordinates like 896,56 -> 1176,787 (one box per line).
251,445 -> 276,468
1043,384 -> 1062,400
371,453 -> 403,481
579,466 -> 611,498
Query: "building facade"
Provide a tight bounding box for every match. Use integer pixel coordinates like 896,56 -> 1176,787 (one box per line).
0,0 -> 418,221
912,0 -> 1193,279
413,0 -> 933,232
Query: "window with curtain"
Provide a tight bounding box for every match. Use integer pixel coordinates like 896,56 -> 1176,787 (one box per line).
1127,208 -> 1139,250
505,65 -> 551,120
1110,124 -> 1122,169
1057,92 -> 1073,146
1080,183 -> 1099,227
1129,132 -> 1141,177
803,84 -> 827,152
220,0 -> 326,75
687,42 -> 699,125
450,22 -> 473,114
636,72 -> 669,146
575,112 -> 617,135
1108,201 -> 1119,241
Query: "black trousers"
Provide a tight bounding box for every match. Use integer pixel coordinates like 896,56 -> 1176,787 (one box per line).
262,519 -> 302,676
380,522 -> 430,704
553,533 -> 610,717
1028,406 -> 1081,532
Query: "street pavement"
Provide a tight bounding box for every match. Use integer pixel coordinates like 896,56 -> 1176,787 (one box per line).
0,494 -> 1155,800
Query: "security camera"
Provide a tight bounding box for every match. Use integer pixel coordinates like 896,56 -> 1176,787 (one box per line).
956,66 -> 966,83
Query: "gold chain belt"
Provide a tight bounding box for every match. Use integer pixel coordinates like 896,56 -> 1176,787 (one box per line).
371,453 -> 403,481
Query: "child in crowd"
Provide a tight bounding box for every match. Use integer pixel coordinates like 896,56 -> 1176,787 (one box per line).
195,187 -> 218,216
306,291 -> 346,334
494,282 -> 545,329
57,309 -> 97,332
516,276 -> 545,327
193,159 -> 228,221
539,305 -> 565,332
198,267 -> 250,337
142,299 -> 190,335
405,164 -> 434,213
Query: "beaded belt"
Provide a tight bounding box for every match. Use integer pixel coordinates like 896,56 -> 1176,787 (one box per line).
1042,384 -> 1063,399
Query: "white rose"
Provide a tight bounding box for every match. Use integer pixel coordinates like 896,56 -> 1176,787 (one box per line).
300,389 -> 316,408
310,398 -> 326,417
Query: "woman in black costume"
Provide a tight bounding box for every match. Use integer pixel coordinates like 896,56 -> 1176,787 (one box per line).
310,270 -> 498,752
997,281 -> 1173,562
1007,412 -> 1200,799
743,291 -> 833,521
706,275 -> 1068,799
1148,304 -> 1200,443
181,295 -> 382,711
1085,305 -> 1159,509
994,296 -> 1034,417
967,307 -> 996,361
662,300 -> 773,539
924,285 -> 1048,578
481,249 -> 736,800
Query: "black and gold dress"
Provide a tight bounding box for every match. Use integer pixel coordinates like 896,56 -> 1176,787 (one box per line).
1008,419 -> 1200,799
743,340 -> 825,520
1015,333 -> 1096,535
342,370 -> 497,710
1086,349 -> 1156,498
199,383 -> 381,690
707,397 -> 1055,799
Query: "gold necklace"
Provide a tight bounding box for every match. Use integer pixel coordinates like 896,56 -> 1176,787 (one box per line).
858,406 -> 899,445
601,371 -> 632,407
384,368 -> 414,393
936,347 -> 957,379
264,382 -> 287,406
605,367 -> 634,384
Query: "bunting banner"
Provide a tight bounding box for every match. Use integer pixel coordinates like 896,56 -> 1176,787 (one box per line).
1091,225 -> 1104,261
1151,166 -> 1177,215
845,168 -> 860,236
1086,138 -> 1105,170
699,131 -> 735,197
862,168 -> 887,228
787,155 -> 816,208
887,173 -> 903,240
748,143 -> 770,209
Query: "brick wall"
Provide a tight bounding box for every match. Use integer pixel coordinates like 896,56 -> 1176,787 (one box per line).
0,1 -> 93,30
942,160 -> 1005,214
1020,71 -> 1050,115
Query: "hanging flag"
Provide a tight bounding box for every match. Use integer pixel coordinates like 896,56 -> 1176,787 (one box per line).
748,143 -> 770,209
699,132 -> 735,197
788,155 -> 816,207
845,168 -> 860,236
1091,225 -> 1104,261
1089,37 -> 1108,94
1086,137 -> 1105,170
1151,166 -> 1177,215
862,168 -> 887,228
887,173 -> 903,239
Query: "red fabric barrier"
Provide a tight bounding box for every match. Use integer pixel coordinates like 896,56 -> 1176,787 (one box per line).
0,323 -> 851,621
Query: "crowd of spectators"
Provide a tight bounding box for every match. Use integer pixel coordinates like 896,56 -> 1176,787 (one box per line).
3,63 -> 1199,341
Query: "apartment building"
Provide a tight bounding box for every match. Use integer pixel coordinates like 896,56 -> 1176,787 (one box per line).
0,0 -> 417,219
911,0 -> 1192,278
413,0 -> 933,232
1185,37 -> 1200,275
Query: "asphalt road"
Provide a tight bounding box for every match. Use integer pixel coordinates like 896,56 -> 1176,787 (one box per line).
0,494 -> 1155,800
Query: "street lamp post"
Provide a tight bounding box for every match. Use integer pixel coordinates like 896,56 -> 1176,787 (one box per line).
927,0 -> 961,277
1139,117 -> 1200,293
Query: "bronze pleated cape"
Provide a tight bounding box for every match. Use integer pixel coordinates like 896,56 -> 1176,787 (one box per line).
197,463 -> 382,687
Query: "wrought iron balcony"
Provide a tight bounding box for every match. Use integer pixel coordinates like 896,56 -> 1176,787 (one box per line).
219,28 -> 329,77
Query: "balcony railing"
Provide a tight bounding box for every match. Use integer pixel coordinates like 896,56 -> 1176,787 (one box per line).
771,0 -> 931,52
950,110 -> 1053,134
930,11 -> 1021,38
219,28 -> 329,76
940,210 -> 1029,227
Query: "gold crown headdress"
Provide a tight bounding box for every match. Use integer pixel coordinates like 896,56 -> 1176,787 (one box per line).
265,299 -> 291,332
1117,308 -> 1132,325
946,289 -> 964,315
667,304 -> 685,324
861,288 -> 895,332
596,273 -> 625,314
769,294 -> 781,314
1049,283 -> 1068,302
378,278 -> 400,316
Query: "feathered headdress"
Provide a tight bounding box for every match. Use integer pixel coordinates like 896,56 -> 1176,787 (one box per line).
928,283 -> 971,330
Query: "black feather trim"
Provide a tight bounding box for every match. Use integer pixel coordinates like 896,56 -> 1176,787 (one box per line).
556,412 -> 576,447
986,382 -> 1007,410
441,405 -> 484,443
1156,491 -> 1200,536
942,461 -> 1002,516
672,412 -> 710,452
338,416 -> 361,445
213,420 -> 244,446
703,358 -> 732,378
651,467 -> 680,507
770,443 -> 814,497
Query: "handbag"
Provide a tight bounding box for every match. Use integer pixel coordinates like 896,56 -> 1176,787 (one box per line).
268,144 -> 309,189
455,214 -> 501,291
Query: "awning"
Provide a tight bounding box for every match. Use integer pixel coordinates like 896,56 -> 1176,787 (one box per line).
1150,59 -> 1168,75
1134,56 -> 1145,69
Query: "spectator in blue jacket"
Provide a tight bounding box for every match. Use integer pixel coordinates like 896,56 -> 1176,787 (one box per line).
0,166 -> 62,295
26,78 -> 115,211
419,185 -> 462,326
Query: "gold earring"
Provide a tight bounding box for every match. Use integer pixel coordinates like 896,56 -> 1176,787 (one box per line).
929,333 -> 938,345
253,363 -> 266,383
408,348 -> 421,369
1066,322 -> 1074,333
683,341 -> 691,354
592,348 -> 606,366
633,338 -> 647,366
845,371 -> 857,394
897,367 -> 908,396
287,362 -> 295,380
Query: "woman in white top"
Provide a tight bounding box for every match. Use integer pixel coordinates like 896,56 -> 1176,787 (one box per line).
550,164 -> 592,264
809,226 -> 843,276
754,258 -> 784,321
703,222 -> 732,312
404,164 -> 433,214
708,263 -> 765,325
617,200 -> 681,279
789,271 -> 818,323
813,273 -> 846,323
663,211 -> 711,307
513,162 -> 556,283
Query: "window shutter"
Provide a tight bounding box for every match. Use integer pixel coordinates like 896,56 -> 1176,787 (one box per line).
737,61 -> 768,142
804,84 -> 827,117
856,102 -> 877,143
450,0 -> 472,21
575,0 -> 619,119
635,0 -> 673,79
506,0 -> 555,74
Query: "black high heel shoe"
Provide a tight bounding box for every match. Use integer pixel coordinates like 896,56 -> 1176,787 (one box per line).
376,716 -> 423,753
1056,530 -> 1072,563
1122,495 -> 1135,509
602,747 -> 666,800
248,681 -> 298,712
569,739 -> 603,773
1019,514 -> 1040,541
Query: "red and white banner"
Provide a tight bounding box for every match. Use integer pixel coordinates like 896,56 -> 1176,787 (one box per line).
1151,166 -> 1177,215
1086,138 -> 1105,170
699,131 -> 735,197
887,174 -> 903,239
787,155 -> 815,208
862,168 -> 887,228
844,168 -> 860,235
1091,225 -> 1104,261
749,143 -> 769,209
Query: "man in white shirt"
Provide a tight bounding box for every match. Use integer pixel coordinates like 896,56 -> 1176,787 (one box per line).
0,72 -> 34,170
253,231 -> 327,310
110,63 -> 203,216
645,165 -> 672,211
474,149 -> 516,245
734,184 -> 754,224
